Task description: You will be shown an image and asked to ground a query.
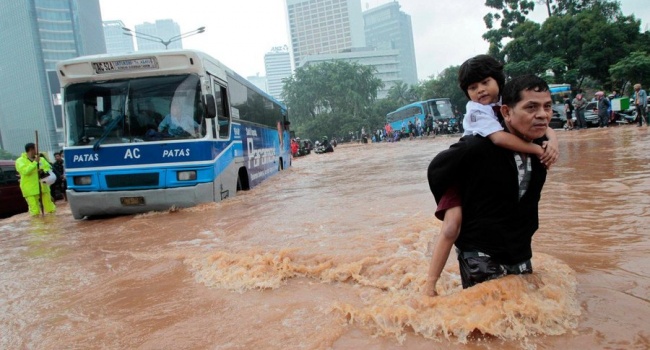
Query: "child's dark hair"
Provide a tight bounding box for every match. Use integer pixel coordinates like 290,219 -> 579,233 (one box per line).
502,75 -> 550,107
458,55 -> 505,99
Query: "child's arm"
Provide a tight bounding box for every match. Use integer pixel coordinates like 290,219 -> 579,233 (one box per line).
539,128 -> 559,168
424,206 -> 461,297
488,131 -> 544,158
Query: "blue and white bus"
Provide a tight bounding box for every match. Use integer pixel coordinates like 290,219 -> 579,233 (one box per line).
386,98 -> 454,132
56,50 -> 291,219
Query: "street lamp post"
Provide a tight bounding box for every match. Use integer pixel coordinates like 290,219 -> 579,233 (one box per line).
122,26 -> 206,50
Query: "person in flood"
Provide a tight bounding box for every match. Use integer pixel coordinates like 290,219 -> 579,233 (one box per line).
426,74 -> 554,293
158,101 -> 199,137
15,143 -> 57,216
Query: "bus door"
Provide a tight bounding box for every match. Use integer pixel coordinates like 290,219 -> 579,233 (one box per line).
211,78 -> 232,200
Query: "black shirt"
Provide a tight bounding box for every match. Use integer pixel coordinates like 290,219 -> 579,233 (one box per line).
427,136 -> 547,265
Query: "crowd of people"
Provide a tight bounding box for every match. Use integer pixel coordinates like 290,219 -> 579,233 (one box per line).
563,83 -> 648,130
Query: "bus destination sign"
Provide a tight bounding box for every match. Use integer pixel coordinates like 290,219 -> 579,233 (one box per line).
92,58 -> 158,74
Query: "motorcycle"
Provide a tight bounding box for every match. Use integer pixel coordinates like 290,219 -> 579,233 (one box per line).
447,116 -> 459,134
613,108 -> 637,124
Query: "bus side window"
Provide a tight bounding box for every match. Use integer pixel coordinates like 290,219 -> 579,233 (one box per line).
214,84 -> 230,138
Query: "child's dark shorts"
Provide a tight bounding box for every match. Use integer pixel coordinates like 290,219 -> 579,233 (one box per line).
435,184 -> 461,220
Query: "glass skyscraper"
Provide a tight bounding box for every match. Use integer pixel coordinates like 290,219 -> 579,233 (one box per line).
103,20 -> 135,54
363,2 -> 418,86
264,46 -> 292,101
0,0 -> 105,155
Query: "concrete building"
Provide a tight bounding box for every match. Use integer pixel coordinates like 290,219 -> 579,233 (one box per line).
0,0 -> 105,155
300,48 -> 401,99
134,19 -> 182,51
285,0 -> 365,69
103,20 -> 135,54
264,46 -> 292,101
363,1 -> 418,86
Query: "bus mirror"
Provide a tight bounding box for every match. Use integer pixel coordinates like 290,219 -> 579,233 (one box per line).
203,94 -> 216,119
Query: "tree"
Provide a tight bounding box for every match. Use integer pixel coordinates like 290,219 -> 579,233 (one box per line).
386,82 -> 418,106
609,51 -> 650,91
282,60 -> 383,140
418,66 -> 469,113
483,0 -> 536,53
497,1 -> 641,89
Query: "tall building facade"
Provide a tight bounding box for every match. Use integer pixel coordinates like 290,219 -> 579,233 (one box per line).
0,0 -> 105,155
286,0 -> 365,69
103,20 -> 135,54
264,46 -> 292,101
134,20 -> 182,51
363,2 -> 418,86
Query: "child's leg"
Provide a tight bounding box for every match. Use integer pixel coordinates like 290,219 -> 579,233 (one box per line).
424,206 -> 462,296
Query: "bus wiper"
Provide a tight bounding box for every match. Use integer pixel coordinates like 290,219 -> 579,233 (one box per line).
93,113 -> 123,151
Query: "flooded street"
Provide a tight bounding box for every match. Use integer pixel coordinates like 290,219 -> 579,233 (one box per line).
1,125 -> 649,349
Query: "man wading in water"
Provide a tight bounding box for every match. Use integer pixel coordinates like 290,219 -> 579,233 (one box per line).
426,75 -> 554,291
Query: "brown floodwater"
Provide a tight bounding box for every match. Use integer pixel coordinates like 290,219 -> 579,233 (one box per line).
1,125 -> 649,349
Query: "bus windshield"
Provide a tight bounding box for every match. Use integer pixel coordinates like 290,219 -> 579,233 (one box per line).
64,74 -> 206,147
426,99 -> 454,120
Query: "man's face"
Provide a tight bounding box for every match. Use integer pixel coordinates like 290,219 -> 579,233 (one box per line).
501,89 -> 552,142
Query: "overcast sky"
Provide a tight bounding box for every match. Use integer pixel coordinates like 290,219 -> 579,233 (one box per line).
99,0 -> 650,81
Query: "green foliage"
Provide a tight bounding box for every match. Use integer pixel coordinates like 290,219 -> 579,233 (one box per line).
282,60 -> 383,140
609,51 -> 650,88
496,0 -> 642,90
0,149 -> 18,160
418,66 -> 469,113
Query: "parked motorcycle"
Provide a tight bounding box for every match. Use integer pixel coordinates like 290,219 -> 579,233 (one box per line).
613,108 -> 637,124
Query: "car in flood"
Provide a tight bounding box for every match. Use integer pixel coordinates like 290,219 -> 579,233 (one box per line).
0,160 -> 28,218
583,101 -> 600,127
550,104 -> 566,129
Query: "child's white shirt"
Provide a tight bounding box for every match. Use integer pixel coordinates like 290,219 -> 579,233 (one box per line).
462,100 -> 504,137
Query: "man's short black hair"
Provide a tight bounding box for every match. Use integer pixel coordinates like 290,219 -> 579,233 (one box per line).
502,75 -> 550,107
458,55 -> 505,100
24,143 -> 35,152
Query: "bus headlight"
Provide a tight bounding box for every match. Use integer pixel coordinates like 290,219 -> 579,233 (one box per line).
177,171 -> 197,181
73,175 -> 92,185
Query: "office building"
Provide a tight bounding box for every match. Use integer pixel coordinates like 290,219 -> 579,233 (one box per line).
286,0 -> 365,69
103,20 -> 135,54
300,48 -> 401,99
134,19 -> 182,51
363,2 -> 418,86
0,0 -> 105,155
264,46 -> 292,101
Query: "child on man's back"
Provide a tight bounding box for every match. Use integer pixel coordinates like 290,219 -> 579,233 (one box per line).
424,55 -> 559,296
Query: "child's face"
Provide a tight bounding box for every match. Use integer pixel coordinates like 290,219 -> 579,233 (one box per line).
467,77 -> 500,105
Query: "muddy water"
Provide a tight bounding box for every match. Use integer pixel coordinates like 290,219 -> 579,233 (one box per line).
1,126 -> 649,349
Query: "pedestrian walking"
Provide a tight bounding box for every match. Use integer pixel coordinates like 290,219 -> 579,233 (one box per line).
15,142 -> 56,216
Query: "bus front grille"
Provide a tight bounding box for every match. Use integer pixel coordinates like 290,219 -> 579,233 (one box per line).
105,173 -> 159,189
